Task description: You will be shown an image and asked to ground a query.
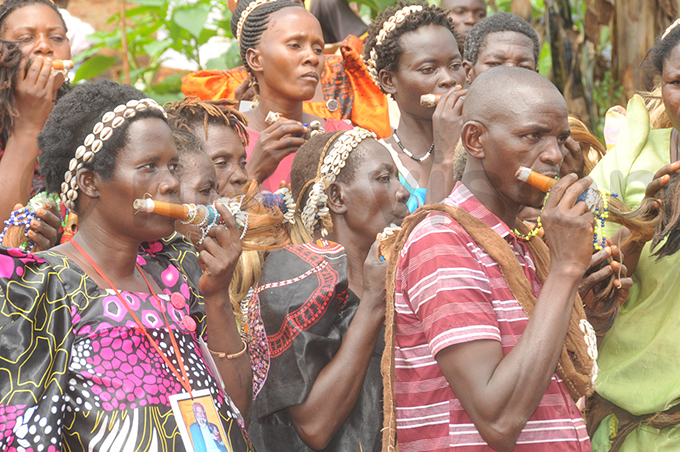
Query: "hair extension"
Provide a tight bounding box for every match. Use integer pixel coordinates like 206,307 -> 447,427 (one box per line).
463,12 -> 540,65
230,0 -> 302,81
363,0 -> 462,95
640,86 -> 674,129
568,116 -> 607,175
165,97 -> 249,146
0,40 -> 22,140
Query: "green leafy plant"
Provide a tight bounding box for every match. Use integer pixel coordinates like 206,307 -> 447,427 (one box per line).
74,0 -> 237,103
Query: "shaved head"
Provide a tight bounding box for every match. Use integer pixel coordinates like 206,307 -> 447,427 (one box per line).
463,66 -> 564,124
460,65 -> 570,217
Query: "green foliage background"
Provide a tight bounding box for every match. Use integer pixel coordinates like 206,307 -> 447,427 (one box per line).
77,0 -> 622,138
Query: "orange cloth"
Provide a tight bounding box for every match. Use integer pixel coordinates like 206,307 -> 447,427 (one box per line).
181,35 -> 391,139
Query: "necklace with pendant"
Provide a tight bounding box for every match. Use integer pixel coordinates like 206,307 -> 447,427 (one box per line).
393,129 -> 434,162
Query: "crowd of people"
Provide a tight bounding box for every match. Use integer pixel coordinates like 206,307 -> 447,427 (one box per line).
0,0 -> 678,451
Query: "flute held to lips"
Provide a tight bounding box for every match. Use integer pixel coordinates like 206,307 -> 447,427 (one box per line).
515,166 -> 606,214
420,93 -> 442,107
52,60 -> 74,70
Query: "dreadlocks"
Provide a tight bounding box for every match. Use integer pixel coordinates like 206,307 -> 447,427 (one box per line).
165,97 -> 249,146
0,40 -> 22,140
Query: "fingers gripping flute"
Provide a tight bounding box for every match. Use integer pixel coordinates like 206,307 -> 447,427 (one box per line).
264,111 -> 324,140
133,197 -> 249,245
515,167 -> 620,250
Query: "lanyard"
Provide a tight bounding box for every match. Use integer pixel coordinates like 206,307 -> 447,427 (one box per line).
71,240 -> 193,397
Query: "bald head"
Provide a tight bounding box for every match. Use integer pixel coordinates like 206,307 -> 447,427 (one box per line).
463,66 -> 565,124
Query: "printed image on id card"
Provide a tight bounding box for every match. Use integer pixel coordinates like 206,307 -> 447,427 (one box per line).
169,389 -> 233,452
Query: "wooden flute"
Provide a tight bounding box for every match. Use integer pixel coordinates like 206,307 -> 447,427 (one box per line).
515,166 -> 602,213
420,93 -> 442,107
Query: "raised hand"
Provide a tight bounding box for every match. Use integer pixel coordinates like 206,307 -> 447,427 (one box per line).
246,120 -> 307,183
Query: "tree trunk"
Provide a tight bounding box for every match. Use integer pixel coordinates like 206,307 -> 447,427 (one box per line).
613,0 -> 678,98
545,0 -> 590,124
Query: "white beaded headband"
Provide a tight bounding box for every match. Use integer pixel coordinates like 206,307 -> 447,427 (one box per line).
297,127 -> 376,236
366,4 -> 423,86
662,17 -> 680,40
236,0 -> 278,43
60,98 -> 167,211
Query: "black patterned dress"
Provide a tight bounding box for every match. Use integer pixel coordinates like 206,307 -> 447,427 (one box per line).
0,233 -> 254,451
247,240 -> 384,452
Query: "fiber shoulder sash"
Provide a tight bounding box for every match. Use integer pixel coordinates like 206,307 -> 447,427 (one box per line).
381,203 -> 596,451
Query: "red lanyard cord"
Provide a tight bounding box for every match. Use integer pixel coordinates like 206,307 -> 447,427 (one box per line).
71,240 -> 193,397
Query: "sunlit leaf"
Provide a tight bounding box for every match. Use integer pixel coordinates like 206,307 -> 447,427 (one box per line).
173,5 -> 210,39
73,55 -> 116,83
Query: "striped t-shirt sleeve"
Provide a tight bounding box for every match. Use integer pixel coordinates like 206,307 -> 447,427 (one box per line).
402,213 -> 501,357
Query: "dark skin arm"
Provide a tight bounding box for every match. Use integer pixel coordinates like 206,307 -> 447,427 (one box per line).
197,204 -> 252,422
434,175 -> 594,452
0,57 -> 59,223
287,238 -> 386,451
426,86 -> 466,205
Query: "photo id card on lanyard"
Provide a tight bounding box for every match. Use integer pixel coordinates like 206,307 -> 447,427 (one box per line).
170,389 -> 234,452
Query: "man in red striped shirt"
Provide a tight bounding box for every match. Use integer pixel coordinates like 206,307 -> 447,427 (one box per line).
394,66 -> 594,451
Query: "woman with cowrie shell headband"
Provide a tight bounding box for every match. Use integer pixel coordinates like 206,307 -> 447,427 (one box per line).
0,79 -> 256,451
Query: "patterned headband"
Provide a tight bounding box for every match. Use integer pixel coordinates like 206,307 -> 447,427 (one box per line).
60,98 -> 167,211
236,0 -> 279,43
366,4 -> 423,86
662,17 -> 680,40
297,127 -> 376,236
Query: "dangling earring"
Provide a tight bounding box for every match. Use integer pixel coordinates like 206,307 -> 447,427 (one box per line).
249,77 -> 260,110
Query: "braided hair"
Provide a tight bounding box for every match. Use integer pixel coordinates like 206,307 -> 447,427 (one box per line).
165,97 -> 249,146
230,0 -> 303,81
0,0 -> 67,34
463,12 -> 539,65
363,0 -> 462,94
38,80 -> 167,206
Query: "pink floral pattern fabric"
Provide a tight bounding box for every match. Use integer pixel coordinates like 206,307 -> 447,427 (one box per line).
0,233 -> 253,451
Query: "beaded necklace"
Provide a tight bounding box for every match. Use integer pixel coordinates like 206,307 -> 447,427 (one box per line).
514,191 -> 549,241
392,130 -> 434,162
513,187 -> 615,251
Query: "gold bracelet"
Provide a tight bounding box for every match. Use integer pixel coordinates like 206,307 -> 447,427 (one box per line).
208,339 -> 248,360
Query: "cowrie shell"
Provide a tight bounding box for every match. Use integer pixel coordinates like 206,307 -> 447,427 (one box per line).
92,140 -> 103,153
112,116 -> 124,128
75,145 -> 86,159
